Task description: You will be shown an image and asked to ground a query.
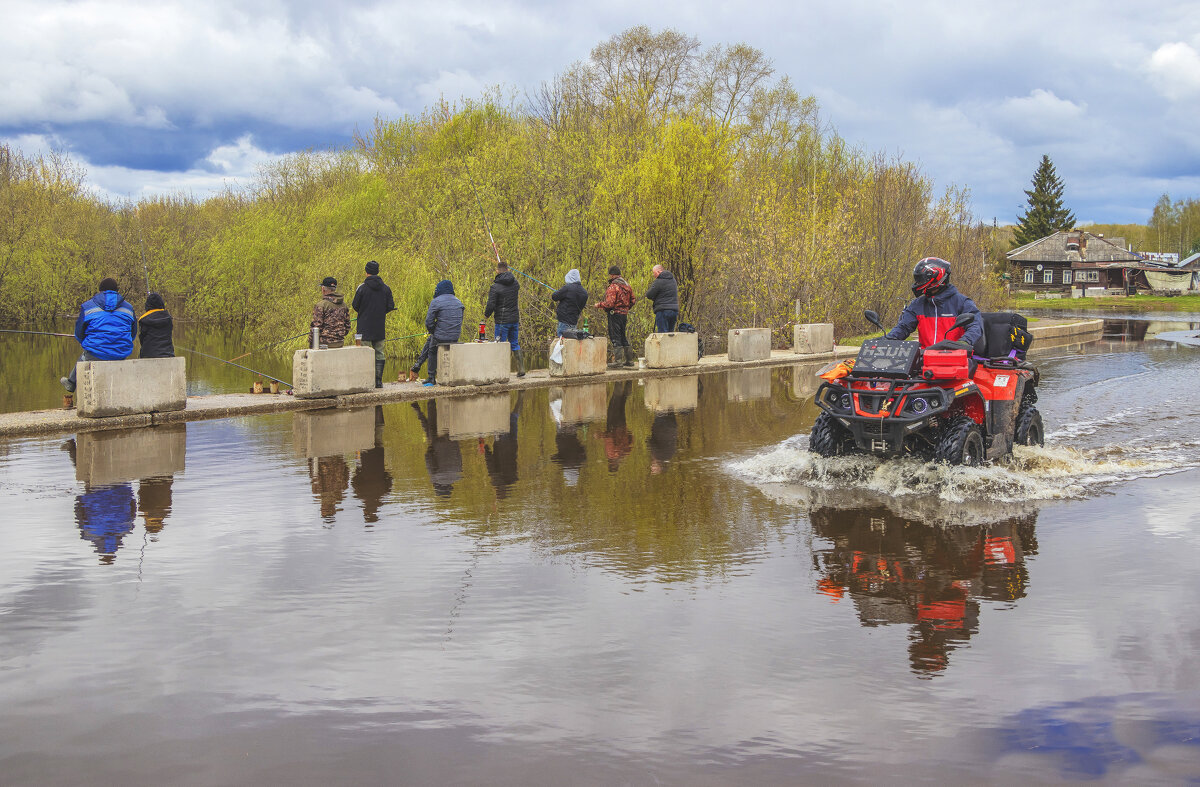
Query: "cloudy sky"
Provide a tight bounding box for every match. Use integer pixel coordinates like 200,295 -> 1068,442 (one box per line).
3,0 -> 1198,225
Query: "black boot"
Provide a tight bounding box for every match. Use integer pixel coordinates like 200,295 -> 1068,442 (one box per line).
375,360 -> 385,388
515,349 -> 526,378
608,346 -> 624,368
623,346 -> 635,367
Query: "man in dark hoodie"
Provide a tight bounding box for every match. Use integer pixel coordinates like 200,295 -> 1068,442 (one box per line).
484,260 -> 525,377
352,260 -> 396,388
424,279 -> 464,386
311,276 -> 350,348
644,264 -> 680,333
60,277 -> 137,393
551,268 -> 588,336
138,292 -> 175,358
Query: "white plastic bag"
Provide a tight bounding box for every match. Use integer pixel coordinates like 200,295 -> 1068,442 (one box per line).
549,338 -> 564,365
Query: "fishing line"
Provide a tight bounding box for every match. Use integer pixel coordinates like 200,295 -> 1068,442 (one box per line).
174,346 -> 293,388
0,329 -> 74,338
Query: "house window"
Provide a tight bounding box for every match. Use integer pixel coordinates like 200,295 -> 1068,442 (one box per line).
1089,271 -> 1100,282
1024,269 -> 1035,283
1063,270 -> 1073,284
1043,269 -> 1054,284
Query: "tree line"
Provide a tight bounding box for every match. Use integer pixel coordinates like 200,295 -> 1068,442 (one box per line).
0,27 -> 1003,350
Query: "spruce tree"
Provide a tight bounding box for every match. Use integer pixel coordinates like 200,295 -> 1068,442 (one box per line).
1012,154 -> 1075,247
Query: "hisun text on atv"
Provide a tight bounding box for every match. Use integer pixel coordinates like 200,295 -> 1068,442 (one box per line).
809,310 -> 1043,465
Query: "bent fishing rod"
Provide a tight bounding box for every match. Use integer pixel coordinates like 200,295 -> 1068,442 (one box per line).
174,346 -> 293,389
0,329 -> 74,338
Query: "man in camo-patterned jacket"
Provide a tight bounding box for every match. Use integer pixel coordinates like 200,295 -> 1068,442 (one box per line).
311,276 -> 351,347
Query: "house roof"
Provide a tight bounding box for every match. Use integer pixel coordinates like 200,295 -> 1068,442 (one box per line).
1006,230 -> 1143,264
1181,252 -> 1200,270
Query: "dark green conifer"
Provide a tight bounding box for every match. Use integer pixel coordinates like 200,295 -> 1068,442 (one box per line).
1012,155 -> 1075,247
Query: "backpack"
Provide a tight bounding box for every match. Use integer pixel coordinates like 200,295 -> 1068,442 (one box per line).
676,322 -> 704,358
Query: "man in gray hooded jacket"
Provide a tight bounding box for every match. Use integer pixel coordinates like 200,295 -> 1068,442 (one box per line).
423,279 -> 464,386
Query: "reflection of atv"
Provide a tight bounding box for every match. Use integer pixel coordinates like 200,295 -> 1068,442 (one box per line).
810,310 -> 1043,465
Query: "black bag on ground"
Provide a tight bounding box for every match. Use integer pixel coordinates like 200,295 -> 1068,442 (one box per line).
676,322 -> 704,358
559,329 -> 592,340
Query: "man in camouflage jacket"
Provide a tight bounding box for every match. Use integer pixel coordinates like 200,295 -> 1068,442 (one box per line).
312,276 -> 350,347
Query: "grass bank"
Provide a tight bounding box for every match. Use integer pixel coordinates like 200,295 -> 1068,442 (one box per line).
1008,294 -> 1200,312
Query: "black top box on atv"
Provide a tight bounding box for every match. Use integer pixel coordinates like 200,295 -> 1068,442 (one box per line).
851,339 -> 921,377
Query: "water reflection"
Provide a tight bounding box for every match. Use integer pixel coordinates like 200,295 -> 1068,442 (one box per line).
482,393 -> 521,499
352,407 -> 393,523
66,425 -> 186,563
594,380 -> 634,472
412,400 -> 462,497
809,505 -> 1039,677
295,408 -> 378,523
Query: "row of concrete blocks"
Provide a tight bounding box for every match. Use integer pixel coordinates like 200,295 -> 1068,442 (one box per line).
71,324 -> 836,418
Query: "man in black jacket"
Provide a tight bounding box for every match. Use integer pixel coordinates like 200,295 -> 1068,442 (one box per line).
484,261 -> 525,377
351,260 -> 396,388
644,264 -> 680,333
551,268 -> 588,336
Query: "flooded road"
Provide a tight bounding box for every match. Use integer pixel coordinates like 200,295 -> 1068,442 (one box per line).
2,316 -> 1199,784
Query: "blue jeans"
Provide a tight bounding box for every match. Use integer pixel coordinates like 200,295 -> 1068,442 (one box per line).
654,310 -> 678,333
496,323 -> 520,351
556,321 -> 575,337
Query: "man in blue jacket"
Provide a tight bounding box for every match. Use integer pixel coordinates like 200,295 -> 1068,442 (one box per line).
60,277 -> 137,393
424,279 -> 464,387
885,258 -> 983,349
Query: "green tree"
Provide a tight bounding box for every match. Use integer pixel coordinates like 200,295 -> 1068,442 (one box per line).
1012,154 -> 1075,247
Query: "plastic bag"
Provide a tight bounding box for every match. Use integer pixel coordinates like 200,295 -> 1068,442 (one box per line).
549,338 -> 564,365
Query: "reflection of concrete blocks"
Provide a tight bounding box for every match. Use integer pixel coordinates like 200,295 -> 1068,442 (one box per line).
549,337 -> 608,377
644,333 -> 698,368
75,425 -> 186,485
437,393 -> 512,439
293,407 -> 376,457
76,357 -> 186,418
644,376 -> 699,413
551,383 -> 607,425
727,328 -> 772,362
292,347 -> 374,398
793,323 -> 834,355
727,368 -> 771,402
436,342 -> 510,386
792,362 -> 824,398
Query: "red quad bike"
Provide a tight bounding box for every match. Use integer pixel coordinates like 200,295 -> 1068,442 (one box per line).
809,310 -> 1044,465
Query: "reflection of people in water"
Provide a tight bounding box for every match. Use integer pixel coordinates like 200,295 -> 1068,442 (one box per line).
810,506 -> 1038,676
648,412 -> 678,475
63,437 -> 136,565
412,400 -> 462,497
351,406 -> 393,524
137,477 -> 174,536
552,427 -> 587,486
308,455 -> 350,522
483,393 -> 521,499
595,380 -> 633,472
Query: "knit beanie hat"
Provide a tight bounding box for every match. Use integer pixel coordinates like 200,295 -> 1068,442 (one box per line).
365,260 -> 380,275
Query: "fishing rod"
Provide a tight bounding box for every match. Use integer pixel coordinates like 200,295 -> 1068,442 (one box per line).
229,315 -> 363,362
0,329 -> 74,338
460,155 -> 556,293
136,215 -> 151,294
174,346 -> 293,389
383,330 -> 428,345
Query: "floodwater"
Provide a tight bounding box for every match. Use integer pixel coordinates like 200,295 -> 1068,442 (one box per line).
2,316 -> 1200,785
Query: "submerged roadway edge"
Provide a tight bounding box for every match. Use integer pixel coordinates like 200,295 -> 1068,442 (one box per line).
0,319 -> 1103,439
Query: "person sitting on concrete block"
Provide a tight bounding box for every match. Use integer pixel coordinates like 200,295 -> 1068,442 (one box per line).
61,277 -> 137,393
593,265 -> 636,367
352,260 -> 396,388
551,269 -> 588,336
644,264 -> 680,333
312,276 -> 350,349
138,292 -> 175,359
424,279 -> 464,387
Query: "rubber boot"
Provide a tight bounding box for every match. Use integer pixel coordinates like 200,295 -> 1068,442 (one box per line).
608,346 -> 624,368
623,346 -> 635,367
515,349 -> 526,378
375,360 -> 384,389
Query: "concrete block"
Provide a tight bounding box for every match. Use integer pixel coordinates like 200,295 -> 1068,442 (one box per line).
644,375 -> 699,413
793,323 -> 835,355
292,346 -> 374,399
727,328 -> 772,362
293,407 -> 377,458
549,337 -> 608,377
550,383 -> 607,425
792,361 -> 825,399
76,357 -> 186,418
437,393 -> 512,439
727,368 -> 771,402
74,425 -> 186,485
435,342 -> 510,386
644,332 -> 698,368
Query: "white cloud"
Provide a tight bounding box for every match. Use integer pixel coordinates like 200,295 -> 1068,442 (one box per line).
1145,42 -> 1200,100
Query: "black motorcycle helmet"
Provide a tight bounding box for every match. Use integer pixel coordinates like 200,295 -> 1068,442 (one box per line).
912,257 -> 951,297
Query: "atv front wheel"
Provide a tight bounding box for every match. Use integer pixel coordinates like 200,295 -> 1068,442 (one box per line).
1015,404 -> 1044,446
809,412 -> 855,457
934,416 -> 985,466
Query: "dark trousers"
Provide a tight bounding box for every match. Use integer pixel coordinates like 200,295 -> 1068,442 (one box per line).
654,310 -> 678,333
411,336 -> 432,372
426,343 -> 450,382
606,312 -> 629,347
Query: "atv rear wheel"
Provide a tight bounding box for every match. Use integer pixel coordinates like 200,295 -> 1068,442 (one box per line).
934,416 -> 985,466
810,412 -> 855,457
1015,404 -> 1044,446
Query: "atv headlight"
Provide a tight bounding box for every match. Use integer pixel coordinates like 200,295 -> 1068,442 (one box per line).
840,393 -> 853,410
908,396 -> 929,414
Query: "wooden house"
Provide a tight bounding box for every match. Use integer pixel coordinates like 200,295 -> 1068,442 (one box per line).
1007,231 -> 1145,294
